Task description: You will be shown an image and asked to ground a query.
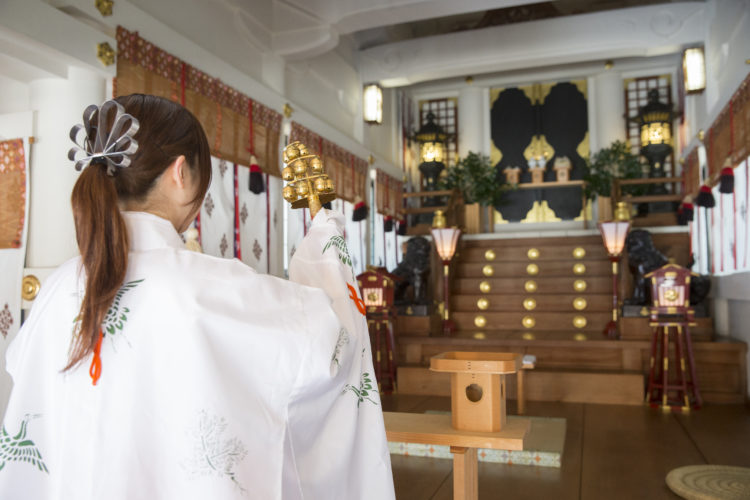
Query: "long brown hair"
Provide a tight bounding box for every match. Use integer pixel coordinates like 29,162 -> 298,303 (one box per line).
67,94 -> 211,371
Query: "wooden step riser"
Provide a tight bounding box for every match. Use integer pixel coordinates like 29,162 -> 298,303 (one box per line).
452,294 -> 612,312
456,260 -> 611,278
455,277 -> 612,295
460,244 -> 607,262
396,366 -> 645,405
396,338 -> 747,403
452,312 -> 610,332
461,235 -> 605,248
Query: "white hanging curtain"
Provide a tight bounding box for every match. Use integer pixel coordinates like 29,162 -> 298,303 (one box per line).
267,175 -> 283,276
736,159 -> 748,270
199,157 -> 235,259
237,164 -> 268,273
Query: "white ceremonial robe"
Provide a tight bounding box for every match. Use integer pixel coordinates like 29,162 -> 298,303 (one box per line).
0,211 -> 394,500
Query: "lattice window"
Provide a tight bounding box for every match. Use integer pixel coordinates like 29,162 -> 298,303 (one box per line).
624,75 -> 675,177
419,98 -> 459,167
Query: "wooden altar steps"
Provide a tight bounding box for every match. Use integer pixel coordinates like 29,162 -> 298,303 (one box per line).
395,335 -> 747,405
391,229 -> 747,406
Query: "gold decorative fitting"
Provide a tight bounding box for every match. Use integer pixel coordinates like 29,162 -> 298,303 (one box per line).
524,280 -> 537,293
522,316 -> 536,329
21,275 -> 41,301
479,281 -> 491,293
573,316 -> 587,328
523,298 -> 536,311
527,248 -> 539,260
573,263 -> 586,275
367,154 -> 375,165
526,263 -> 539,275
474,315 -> 487,328
573,247 -> 586,259
477,298 -> 489,310
283,103 -> 294,118
573,279 -> 587,292
473,332 -> 486,340
482,264 -> 494,277
484,249 -> 496,261
522,332 -> 535,340
96,42 -> 115,66
574,333 -> 587,341
96,0 -> 114,16
432,209 -> 447,229
465,76 -> 474,84
614,201 -> 631,222
573,297 -> 587,310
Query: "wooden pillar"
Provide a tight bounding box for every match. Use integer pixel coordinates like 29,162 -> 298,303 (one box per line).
450,446 -> 478,500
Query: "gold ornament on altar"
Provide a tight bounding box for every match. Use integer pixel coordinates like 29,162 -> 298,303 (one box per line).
573,263 -> 586,275
484,249 -> 496,261
282,141 -> 335,218
527,248 -> 540,260
573,247 -> 586,259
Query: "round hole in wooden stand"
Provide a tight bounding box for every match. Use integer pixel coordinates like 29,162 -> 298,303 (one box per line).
465,384 -> 483,402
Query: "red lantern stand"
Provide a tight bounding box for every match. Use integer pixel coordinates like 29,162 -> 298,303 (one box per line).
357,269 -> 397,394
645,263 -> 702,411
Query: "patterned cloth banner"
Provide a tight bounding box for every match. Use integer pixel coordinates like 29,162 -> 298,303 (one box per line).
237,165 -> 268,273
200,157 -> 235,259
0,138 -> 29,417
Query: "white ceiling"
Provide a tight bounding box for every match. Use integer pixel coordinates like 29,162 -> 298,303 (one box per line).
128,0 -> 539,60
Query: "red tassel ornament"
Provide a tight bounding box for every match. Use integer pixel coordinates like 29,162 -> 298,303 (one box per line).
248,156 -> 265,194
352,198 -> 368,221
719,166 -> 734,194
695,185 -> 715,208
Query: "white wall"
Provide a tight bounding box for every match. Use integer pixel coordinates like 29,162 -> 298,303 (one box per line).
0,76 -> 29,115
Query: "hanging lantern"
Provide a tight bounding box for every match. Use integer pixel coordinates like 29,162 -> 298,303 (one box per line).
363,83 -> 383,125
636,89 -> 675,179
414,112 -> 449,165
682,46 -> 706,95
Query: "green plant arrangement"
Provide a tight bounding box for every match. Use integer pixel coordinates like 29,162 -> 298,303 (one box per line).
438,151 -> 512,206
583,140 -> 648,199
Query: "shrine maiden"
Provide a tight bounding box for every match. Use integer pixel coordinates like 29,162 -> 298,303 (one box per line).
0,95 -> 394,499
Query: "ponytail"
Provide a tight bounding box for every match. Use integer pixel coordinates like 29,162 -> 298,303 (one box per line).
64,94 -> 211,375
66,164 -> 129,372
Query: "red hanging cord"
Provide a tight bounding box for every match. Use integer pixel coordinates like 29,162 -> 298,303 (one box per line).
266,173 -> 271,272
248,99 -> 255,155
89,328 -> 104,385
234,163 -> 241,260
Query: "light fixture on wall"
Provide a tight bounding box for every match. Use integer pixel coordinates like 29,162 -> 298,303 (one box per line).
683,46 -> 706,94
363,83 -> 383,125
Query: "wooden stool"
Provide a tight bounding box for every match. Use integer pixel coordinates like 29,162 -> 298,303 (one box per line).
645,264 -> 702,411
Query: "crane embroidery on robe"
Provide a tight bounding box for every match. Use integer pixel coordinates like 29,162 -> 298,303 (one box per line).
0,414 -> 48,474
342,349 -> 379,407
184,410 -> 248,494
72,279 -> 144,346
102,279 -> 144,337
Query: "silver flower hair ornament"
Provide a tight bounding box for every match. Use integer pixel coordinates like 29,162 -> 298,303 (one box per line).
68,100 -> 140,176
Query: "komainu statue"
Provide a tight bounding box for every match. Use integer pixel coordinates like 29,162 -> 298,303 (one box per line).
392,237 -> 431,305
625,229 -> 710,305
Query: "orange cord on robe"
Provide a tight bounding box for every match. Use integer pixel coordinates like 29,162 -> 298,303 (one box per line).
89,328 -> 104,385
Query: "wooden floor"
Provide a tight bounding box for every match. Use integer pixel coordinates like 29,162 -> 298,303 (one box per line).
382,395 -> 750,500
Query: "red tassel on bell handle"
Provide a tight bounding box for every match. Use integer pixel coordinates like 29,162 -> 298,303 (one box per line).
397,218 -> 407,236
383,216 -> 394,232
719,166 -> 734,194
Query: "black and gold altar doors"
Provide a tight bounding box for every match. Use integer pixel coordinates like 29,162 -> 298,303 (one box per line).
490,81 -> 590,223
